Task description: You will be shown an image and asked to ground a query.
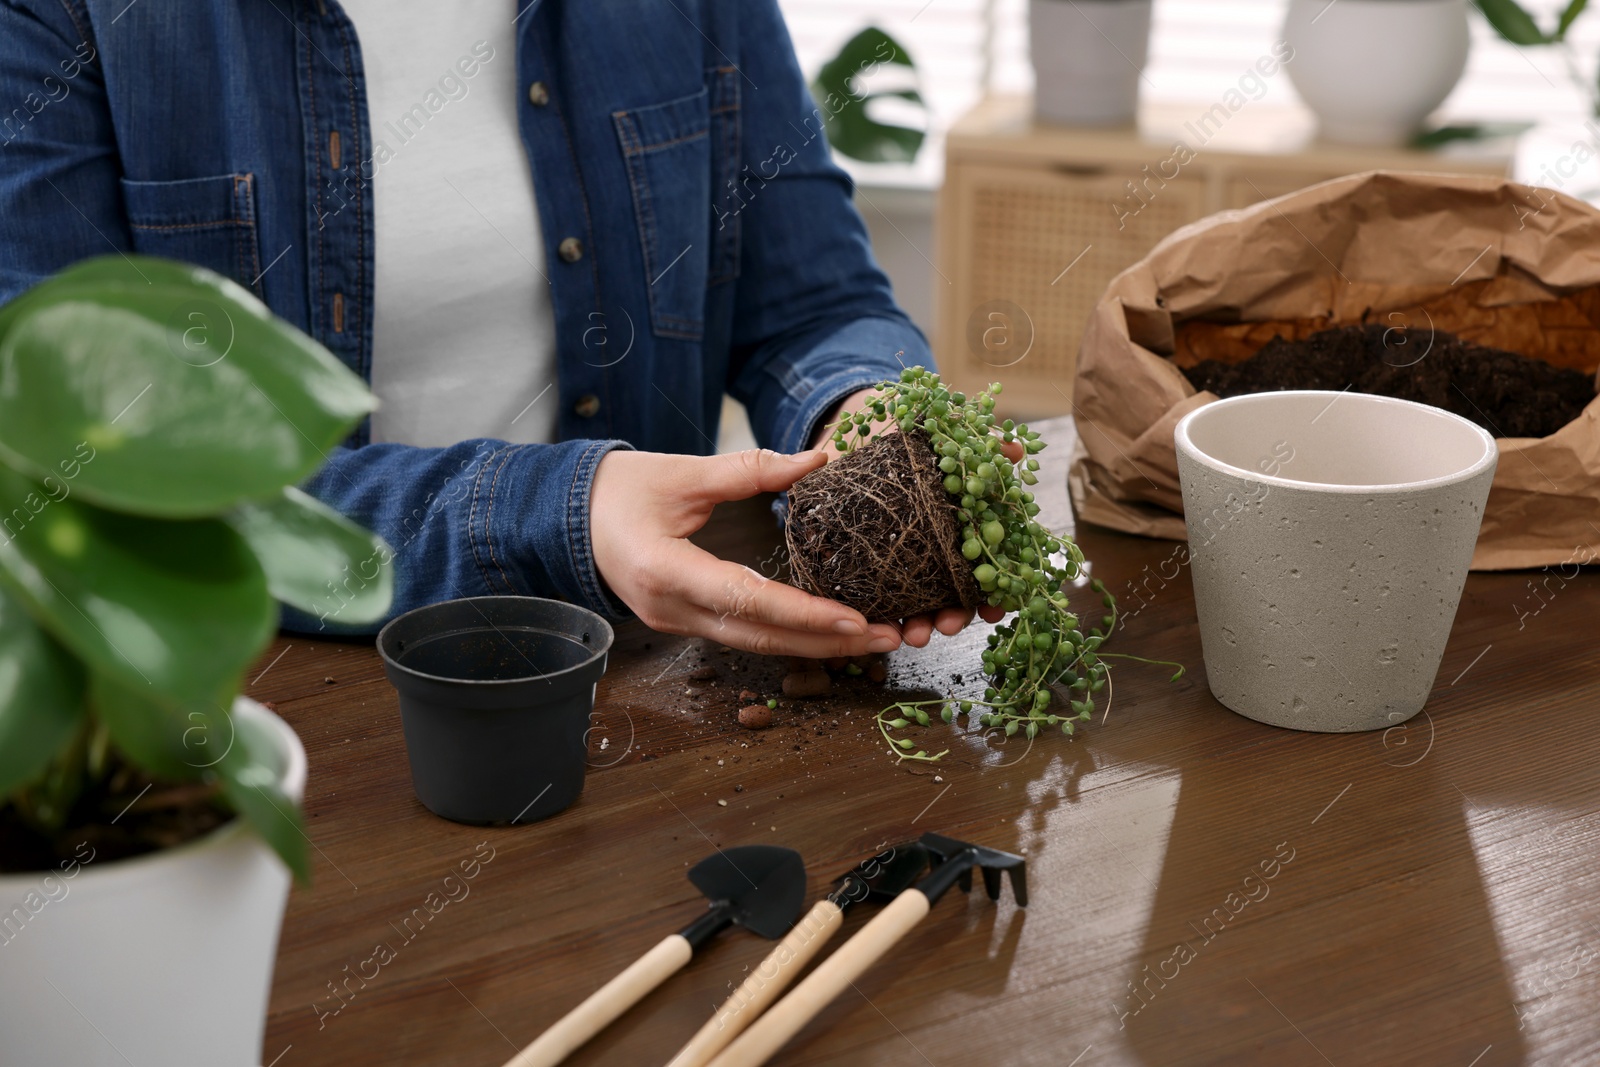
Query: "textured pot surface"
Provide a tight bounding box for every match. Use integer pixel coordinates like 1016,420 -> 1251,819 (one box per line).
1283,0 -> 1470,146
1030,0 -> 1152,127
0,697 -> 305,1066
1176,391 -> 1495,732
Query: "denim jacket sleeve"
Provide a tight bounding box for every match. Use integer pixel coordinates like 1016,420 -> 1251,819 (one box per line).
0,0 -> 631,635
283,438 -> 632,634
725,0 -> 935,455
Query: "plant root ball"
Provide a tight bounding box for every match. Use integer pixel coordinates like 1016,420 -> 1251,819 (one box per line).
785,430 -> 981,620
738,704 -> 773,729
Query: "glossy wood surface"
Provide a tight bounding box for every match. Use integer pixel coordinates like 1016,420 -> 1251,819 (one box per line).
261,417 -> 1599,1067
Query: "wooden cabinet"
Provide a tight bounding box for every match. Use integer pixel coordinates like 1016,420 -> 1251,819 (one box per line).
935,96 -> 1514,417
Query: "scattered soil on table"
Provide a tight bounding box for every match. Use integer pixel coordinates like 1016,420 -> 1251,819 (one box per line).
1182,323 -> 1596,439
785,430 -> 981,619
0,758 -> 231,874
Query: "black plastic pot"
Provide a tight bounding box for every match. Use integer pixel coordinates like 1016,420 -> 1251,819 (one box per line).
377,596 -> 614,825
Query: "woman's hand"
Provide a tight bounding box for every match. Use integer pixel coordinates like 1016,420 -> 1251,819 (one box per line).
591,448 -> 907,658
811,387 -> 1020,647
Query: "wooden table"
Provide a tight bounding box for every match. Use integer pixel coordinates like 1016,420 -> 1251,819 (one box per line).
260,418 -> 1600,1067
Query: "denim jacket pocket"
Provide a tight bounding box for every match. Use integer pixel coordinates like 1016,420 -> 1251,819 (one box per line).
119,173 -> 265,297
613,87 -> 712,341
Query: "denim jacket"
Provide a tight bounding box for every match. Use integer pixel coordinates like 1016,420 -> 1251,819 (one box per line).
0,0 -> 930,631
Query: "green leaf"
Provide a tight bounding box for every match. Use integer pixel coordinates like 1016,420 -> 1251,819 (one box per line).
0,465 -> 276,709
229,487 -> 394,627
88,670 -> 208,783
1409,120 -> 1535,149
216,709 -> 310,882
810,27 -> 927,163
0,585 -> 85,796
1558,0 -> 1589,39
0,256 -> 375,518
1473,0 -> 1553,44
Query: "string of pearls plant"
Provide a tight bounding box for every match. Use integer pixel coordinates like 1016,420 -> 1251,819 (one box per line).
825,367 -> 1181,761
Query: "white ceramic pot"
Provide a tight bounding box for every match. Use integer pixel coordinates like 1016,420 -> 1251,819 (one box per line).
1030,0 -> 1152,127
0,697 -> 305,1066
1175,391 -> 1496,733
1283,0 -> 1470,146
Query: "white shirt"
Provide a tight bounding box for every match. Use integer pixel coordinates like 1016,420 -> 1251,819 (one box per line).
344,1 -> 559,447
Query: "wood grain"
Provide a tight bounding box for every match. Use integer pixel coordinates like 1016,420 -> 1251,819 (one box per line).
261,417 -> 1600,1067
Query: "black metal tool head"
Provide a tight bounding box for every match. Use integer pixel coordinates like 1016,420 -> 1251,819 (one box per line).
679,845 -> 808,950
828,841 -> 931,911
917,832 -> 1028,908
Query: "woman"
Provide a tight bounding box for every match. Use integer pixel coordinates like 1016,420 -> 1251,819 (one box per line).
0,0 -> 1000,655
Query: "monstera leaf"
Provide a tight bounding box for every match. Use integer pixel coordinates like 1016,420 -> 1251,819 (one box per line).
811,27 -> 927,164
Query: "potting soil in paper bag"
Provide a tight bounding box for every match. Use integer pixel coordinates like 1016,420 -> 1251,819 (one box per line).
1071,170 -> 1600,570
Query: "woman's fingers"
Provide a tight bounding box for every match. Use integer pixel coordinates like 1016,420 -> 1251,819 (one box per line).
1000,439 -> 1025,463
691,609 -> 904,660
978,604 -> 1005,624
672,544 -> 900,647
900,606 -> 979,646
687,448 -> 829,503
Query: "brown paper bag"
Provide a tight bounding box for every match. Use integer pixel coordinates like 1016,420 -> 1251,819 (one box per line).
1071,170 -> 1600,570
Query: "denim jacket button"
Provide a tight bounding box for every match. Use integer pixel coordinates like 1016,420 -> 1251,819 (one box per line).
574,394 -> 601,418
527,81 -> 550,106
558,236 -> 584,263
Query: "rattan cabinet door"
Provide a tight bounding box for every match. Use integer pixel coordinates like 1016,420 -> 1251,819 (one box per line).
938,162 -> 1206,415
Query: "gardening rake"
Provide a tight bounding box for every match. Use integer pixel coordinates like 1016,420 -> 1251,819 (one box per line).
700,832 -> 1027,1067
663,841 -> 930,1067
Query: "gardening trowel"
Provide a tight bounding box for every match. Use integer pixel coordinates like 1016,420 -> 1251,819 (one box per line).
664,841 -> 931,1067
503,845 -> 806,1067
700,833 -> 1027,1067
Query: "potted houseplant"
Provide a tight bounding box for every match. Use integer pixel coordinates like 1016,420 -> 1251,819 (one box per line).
1029,0 -> 1153,127
786,367 -> 1180,759
0,256 -> 392,1065
1283,0 -> 1472,145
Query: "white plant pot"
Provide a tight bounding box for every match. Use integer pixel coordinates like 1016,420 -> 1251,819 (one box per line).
1283,0 -> 1470,146
1175,391 -> 1496,733
0,697 -> 305,1066
1030,0 -> 1152,127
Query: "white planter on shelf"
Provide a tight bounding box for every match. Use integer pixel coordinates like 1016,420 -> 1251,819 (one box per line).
1030,0 -> 1153,127
0,697 -> 306,1067
1283,0 -> 1470,146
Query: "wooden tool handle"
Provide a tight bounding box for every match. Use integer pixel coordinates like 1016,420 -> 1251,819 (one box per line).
665,899 -> 846,1067
504,934 -> 694,1067
703,891 -> 932,1067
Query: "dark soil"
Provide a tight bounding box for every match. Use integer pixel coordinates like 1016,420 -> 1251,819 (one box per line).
785,430 -> 981,619
1182,323 -> 1596,439
0,758 -> 231,874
